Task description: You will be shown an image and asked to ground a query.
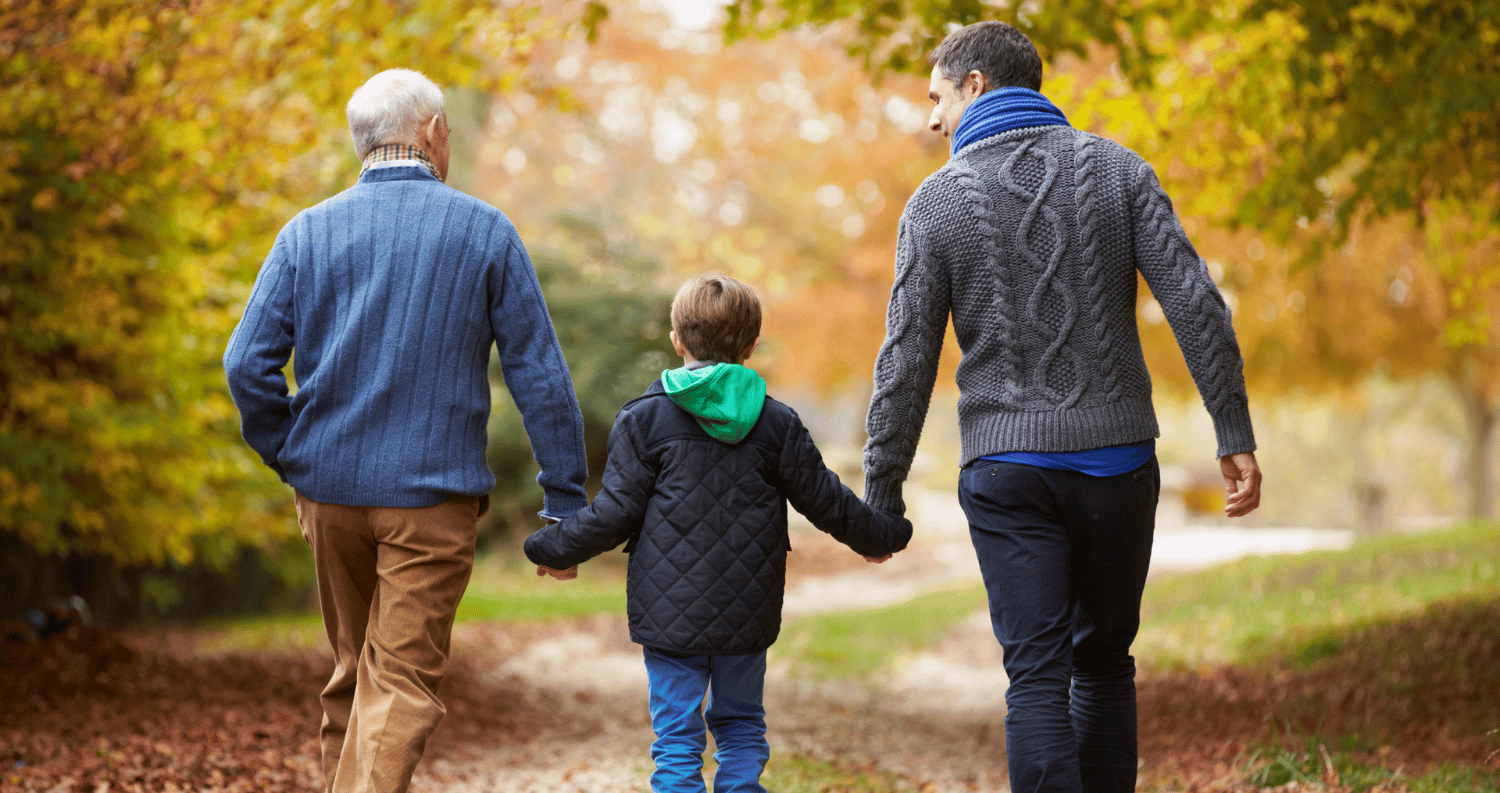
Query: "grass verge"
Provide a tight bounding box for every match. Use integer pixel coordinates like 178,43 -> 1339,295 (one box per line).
1137,521 -> 1500,667
771,584 -> 988,678
453,553 -> 626,621
1241,740 -> 1500,792
183,553 -> 626,653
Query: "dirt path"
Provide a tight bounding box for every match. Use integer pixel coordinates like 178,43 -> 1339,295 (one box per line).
411,488 -> 1011,792
5,489 -> 1385,793
407,489 -> 1364,793
410,615 -> 1010,793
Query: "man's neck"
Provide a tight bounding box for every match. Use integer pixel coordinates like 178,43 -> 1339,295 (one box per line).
360,143 -> 441,180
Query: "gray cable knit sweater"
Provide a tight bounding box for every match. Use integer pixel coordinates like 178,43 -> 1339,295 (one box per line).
862,125 -> 1256,514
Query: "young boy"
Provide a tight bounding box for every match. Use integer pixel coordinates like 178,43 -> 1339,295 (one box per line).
524,274 -> 912,793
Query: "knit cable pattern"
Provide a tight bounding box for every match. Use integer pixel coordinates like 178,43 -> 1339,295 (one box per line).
1075,134 -> 1125,402
863,218 -> 946,502
1001,137 -> 1085,408
950,160 -> 1023,406
1131,161 -> 1245,420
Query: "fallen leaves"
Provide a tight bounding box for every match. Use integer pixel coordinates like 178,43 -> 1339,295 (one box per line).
2,597 -> 1496,792
2,633 -> 326,792
1137,597 -> 1500,790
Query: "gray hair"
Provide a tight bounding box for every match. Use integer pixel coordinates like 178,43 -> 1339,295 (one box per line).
346,69 -> 445,159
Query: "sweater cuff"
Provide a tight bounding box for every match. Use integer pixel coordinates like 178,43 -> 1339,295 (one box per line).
1210,403 -> 1257,459
540,494 -> 588,520
863,477 -> 907,516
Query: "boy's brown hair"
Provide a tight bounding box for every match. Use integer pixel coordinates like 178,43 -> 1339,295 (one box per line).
671,274 -> 761,364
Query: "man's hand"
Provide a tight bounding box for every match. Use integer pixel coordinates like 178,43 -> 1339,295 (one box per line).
536,565 -> 578,580
1220,451 -> 1262,518
863,554 -> 894,564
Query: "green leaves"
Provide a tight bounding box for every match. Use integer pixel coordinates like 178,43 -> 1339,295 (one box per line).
720,0 -> 1203,87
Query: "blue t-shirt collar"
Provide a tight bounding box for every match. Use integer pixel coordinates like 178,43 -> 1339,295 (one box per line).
951,86 -> 1070,154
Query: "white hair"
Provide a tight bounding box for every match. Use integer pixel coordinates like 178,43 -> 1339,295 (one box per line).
346,69 -> 445,159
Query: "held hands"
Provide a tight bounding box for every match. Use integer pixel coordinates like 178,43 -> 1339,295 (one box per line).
533,515 -> 576,579
1220,451 -> 1263,518
863,554 -> 894,564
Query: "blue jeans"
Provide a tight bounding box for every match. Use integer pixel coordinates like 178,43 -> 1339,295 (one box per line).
643,647 -> 770,793
958,457 -> 1159,793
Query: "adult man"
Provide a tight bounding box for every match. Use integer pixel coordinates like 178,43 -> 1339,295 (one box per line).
224,69 -> 588,793
861,21 -> 1262,793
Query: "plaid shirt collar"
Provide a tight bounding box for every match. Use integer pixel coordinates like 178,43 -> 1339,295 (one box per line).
360,143 -> 441,180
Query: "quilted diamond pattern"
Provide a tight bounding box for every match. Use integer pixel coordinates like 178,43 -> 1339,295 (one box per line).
525,381 -> 912,655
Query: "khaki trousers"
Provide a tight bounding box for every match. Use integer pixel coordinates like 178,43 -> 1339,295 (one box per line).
295,492 -> 485,793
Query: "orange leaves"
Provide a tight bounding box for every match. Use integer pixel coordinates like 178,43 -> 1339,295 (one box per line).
474,5 -> 950,395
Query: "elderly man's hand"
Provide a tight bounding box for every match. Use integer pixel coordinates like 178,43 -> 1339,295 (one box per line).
1221,452 -> 1262,518
536,565 -> 578,580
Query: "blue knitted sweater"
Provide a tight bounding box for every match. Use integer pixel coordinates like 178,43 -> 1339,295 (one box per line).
224,165 -> 589,517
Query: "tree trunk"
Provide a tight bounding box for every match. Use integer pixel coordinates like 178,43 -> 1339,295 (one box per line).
1456,379 -> 1498,521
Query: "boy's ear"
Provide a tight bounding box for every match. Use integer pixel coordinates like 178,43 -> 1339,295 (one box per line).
670,330 -> 688,359
739,336 -> 760,363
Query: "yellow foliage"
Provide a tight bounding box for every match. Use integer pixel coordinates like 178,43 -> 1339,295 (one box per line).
0,0 -> 601,564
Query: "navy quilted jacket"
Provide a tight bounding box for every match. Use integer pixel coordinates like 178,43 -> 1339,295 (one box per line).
524,379 -> 913,655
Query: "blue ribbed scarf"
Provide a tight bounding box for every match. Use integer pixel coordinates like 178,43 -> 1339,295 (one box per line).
951,87 -> 1070,154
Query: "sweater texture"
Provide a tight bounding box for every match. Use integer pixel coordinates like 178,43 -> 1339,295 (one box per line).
223,165 -> 589,516
863,122 -> 1255,515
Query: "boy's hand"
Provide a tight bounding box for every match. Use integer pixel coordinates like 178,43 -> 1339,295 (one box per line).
536,565 -> 578,580
863,554 -> 893,564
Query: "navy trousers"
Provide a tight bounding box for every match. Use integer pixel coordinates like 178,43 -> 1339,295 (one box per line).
958,457 -> 1160,793
642,647 -> 770,793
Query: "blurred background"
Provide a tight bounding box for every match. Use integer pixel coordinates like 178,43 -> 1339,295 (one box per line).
1,0 -> 1496,625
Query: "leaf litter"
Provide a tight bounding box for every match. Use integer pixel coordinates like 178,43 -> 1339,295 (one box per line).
2,601 -> 1496,792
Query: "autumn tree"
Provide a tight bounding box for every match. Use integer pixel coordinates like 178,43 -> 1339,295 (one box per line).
1071,2 -> 1500,519
0,0 -> 603,613
718,0 -> 1500,519
472,3 -> 955,402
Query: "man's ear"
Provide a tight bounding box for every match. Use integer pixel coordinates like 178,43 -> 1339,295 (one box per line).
420,114 -> 446,146
964,69 -> 989,98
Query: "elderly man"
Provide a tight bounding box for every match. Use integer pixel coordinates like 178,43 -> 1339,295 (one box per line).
861,22 -> 1263,793
224,69 -> 588,793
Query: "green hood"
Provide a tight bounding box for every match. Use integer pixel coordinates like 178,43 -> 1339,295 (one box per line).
661,363 -> 767,444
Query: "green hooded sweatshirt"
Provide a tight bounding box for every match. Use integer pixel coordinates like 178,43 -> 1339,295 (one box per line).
661,363 -> 767,444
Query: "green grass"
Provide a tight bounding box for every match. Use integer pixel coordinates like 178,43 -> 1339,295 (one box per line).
185,553 -> 626,653
1242,741 -> 1500,792
1137,521 -> 1500,667
771,584 -> 988,678
190,610 -> 327,654
770,521 -> 1500,679
453,554 -> 626,621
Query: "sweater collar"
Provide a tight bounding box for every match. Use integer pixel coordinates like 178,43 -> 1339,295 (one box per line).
951,87 -> 1070,154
